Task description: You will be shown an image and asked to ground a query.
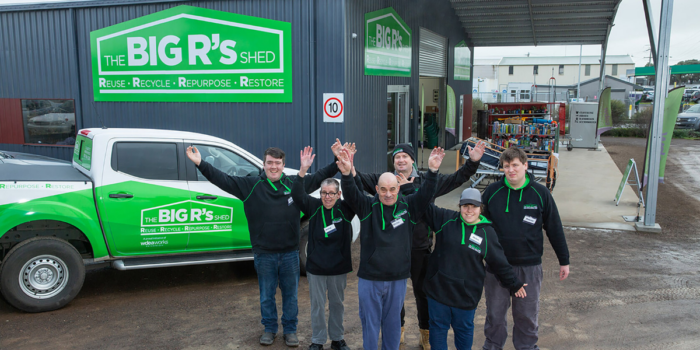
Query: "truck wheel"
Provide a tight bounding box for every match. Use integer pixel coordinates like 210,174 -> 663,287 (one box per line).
298,221 -> 309,276
0,237 -> 85,313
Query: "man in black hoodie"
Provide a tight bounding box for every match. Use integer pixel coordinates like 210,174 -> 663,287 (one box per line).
480,147 -> 570,350
186,145 -> 339,348
338,147 -> 444,350
355,141 -> 485,349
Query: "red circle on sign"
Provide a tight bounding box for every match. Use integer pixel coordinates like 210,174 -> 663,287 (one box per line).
324,98 -> 343,118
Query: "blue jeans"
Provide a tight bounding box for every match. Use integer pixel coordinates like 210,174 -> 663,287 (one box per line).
428,297 -> 476,350
358,278 -> 407,350
254,251 -> 299,334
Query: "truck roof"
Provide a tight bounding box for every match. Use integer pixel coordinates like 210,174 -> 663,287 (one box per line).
81,128 -> 230,144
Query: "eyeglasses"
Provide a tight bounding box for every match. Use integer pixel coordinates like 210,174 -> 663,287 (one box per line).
320,192 -> 338,197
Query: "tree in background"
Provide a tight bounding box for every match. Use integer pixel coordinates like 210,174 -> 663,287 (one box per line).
673,59 -> 700,85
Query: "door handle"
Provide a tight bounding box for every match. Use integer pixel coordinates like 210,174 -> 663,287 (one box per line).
196,195 -> 218,200
109,194 -> 133,199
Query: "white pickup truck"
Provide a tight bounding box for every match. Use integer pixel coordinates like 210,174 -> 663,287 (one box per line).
0,128 -> 357,312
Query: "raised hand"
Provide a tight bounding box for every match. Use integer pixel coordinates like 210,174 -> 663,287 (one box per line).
514,284 -> 528,298
428,147 -> 445,172
336,148 -> 353,176
299,146 -> 315,177
468,141 -> 486,162
186,146 -> 202,166
331,138 -> 343,158
396,173 -> 414,186
343,142 -> 357,155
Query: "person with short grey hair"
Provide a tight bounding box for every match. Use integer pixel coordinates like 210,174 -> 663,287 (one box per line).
291,147 -> 361,350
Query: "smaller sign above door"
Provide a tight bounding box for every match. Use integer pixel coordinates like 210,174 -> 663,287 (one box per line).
323,93 -> 344,123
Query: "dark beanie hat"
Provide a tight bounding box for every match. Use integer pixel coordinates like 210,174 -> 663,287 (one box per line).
392,143 -> 416,162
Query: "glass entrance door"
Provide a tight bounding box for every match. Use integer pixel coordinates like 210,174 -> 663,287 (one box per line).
387,85 -> 410,170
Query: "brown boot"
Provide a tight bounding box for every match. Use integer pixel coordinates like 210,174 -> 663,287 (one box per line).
419,329 -> 430,350
400,326 -> 405,344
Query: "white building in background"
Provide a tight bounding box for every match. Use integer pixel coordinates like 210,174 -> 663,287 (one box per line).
472,55 -> 636,103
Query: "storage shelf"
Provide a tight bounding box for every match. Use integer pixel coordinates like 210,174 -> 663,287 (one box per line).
492,133 -> 556,137
491,113 -> 548,117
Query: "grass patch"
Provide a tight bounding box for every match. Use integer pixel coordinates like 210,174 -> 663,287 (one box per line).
602,128 -> 700,139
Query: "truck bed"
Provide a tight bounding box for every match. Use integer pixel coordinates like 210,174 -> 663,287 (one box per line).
0,163 -> 91,182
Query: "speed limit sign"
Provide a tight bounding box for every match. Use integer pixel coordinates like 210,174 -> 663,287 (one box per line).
323,93 -> 344,123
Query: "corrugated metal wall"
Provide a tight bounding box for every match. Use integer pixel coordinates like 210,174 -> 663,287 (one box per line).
345,0 -> 473,173
0,0 -> 346,170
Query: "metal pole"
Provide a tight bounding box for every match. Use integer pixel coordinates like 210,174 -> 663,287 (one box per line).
643,0 -> 674,228
577,45 -> 582,100
643,0 -> 658,67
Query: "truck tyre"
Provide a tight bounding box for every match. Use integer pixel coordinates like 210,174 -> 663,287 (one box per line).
299,220 -> 309,276
0,237 -> 85,313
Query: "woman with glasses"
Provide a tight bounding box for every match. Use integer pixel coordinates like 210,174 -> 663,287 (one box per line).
291,146 -> 361,350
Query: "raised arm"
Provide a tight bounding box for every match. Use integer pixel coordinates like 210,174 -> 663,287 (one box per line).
405,147 -> 444,220
338,149 -> 371,217
187,146 -> 251,198
434,141 -> 484,196
291,146 -> 320,215
424,203 -> 456,233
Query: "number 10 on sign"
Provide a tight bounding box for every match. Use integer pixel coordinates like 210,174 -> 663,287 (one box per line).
323,93 -> 344,123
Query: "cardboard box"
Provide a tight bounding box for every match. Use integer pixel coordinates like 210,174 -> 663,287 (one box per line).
504,117 -> 523,124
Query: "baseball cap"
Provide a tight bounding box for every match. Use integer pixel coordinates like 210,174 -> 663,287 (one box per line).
459,188 -> 482,206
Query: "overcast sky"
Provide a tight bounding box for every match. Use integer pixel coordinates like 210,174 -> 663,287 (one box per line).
474,0 -> 697,67
0,0 -> 696,67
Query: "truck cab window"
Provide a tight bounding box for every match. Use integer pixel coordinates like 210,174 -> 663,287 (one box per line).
194,145 -> 259,180
112,142 -> 179,180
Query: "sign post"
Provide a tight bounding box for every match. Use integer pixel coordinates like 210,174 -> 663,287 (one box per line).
323,93 -> 344,123
90,5 -> 292,103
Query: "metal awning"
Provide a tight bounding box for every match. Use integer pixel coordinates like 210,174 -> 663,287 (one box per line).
451,0 -> 622,47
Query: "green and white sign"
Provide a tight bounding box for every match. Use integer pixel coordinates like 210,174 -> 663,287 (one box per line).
90,5 -> 292,102
364,7 -> 412,77
454,40 -> 471,81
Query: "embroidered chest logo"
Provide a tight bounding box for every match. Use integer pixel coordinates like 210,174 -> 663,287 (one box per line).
395,209 -> 408,217
284,191 -> 291,195
524,204 -> 538,210
332,218 -> 342,224
468,243 -> 481,254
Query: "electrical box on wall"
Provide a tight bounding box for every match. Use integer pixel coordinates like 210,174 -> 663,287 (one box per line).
433,89 -> 439,103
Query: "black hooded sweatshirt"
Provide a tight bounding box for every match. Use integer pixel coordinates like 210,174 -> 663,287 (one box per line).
356,158 -> 480,252
291,176 -> 358,276
196,160 -> 338,254
481,172 -> 570,267
341,170 -> 438,281
423,205 -> 523,310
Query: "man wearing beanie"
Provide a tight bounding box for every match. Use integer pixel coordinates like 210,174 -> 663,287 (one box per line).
354,140 -> 485,349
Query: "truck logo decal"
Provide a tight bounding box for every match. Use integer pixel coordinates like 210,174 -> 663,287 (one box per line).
140,200 -> 234,235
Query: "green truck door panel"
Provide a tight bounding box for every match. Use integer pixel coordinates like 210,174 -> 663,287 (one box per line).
184,142 -> 256,251
100,141 -> 191,255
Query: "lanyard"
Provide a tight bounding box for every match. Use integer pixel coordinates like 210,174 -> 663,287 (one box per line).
267,176 -> 291,192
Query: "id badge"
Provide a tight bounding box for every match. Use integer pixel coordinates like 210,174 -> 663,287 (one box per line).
523,215 -> 537,225
288,197 -> 294,206
324,224 -> 337,235
469,233 -> 483,245
391,218 -> 404,229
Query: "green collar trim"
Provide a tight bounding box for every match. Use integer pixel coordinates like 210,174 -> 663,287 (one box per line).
505,175 -> 529,190
460,215 -> 490,226
266,174 -> 291,192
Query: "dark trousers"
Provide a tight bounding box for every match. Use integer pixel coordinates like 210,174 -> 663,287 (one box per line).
427,297 -> 476,350
254,251 -> 300,335
400,248 -> 430,330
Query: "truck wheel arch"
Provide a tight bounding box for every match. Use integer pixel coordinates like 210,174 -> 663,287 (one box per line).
1,220 -> 94,263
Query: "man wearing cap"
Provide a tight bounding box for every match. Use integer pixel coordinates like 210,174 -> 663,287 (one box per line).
354,141 -> 485,349
481,147 -> 569,350
337,147 -> 445,350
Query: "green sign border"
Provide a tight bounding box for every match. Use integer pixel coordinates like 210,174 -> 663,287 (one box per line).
90,5 -> 292,103
364,7 -> 412,77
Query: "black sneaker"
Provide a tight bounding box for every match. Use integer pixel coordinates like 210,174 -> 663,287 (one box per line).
284,333 -> 300,347
308,344 -> 324,350
331,339 -> 351,350
260,332 -> 276,346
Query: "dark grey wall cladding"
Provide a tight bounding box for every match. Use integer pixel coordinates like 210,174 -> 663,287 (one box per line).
345,0 -> 473,173
0,0 -> 346,169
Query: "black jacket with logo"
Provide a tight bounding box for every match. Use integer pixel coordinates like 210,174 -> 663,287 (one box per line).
342,170 -> 438,281
196,160 -> 338,254
481,172 -> 570,267
423,205 -> 523,310
291,175 -> 358,276
356,159 -> 480,252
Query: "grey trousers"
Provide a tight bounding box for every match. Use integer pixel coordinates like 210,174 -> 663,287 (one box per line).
483,264 -> 543,350
307,272 -> 347,344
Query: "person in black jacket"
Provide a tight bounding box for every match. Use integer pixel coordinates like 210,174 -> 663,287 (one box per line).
480,147 -> 570,350
423,188 -> 526,350
337,147 -> 444,350
354,141 -> 485,349
186,145 -> 339,348
291,147 -> 357,350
